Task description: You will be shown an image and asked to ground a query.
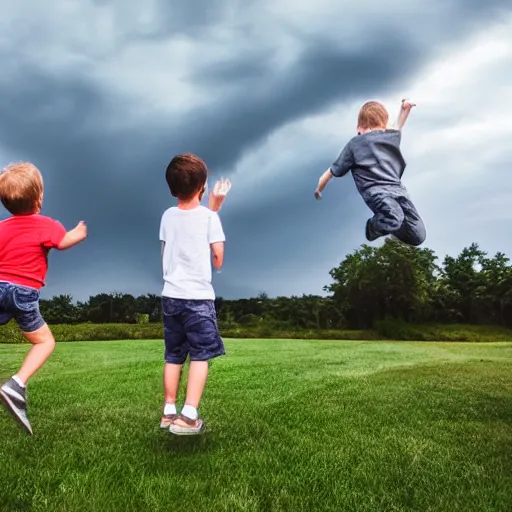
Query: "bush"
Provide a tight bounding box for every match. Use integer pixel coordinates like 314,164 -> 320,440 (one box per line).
0,322 -> 164,344
135,313 -> 150,325
219,328 -> 377,340
375,318 -> 429,341
1,320 -> 511,344
375,318 -> 512,342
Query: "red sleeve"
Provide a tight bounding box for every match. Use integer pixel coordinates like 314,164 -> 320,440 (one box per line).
41,217 -> 67,249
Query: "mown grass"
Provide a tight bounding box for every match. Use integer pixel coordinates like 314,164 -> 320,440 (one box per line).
0,339 -> 511,511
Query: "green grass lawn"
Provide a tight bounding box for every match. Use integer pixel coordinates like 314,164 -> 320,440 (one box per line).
0,339 -> 511,512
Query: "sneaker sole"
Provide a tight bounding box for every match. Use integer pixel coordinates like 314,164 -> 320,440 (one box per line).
0,389 -> 33,435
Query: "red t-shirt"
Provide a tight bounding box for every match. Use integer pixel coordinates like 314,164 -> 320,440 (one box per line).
0,214 -> 66,289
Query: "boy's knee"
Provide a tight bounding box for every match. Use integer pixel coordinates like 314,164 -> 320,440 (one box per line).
383,201 -> 405,232
407,223 -> 426,246
387,215 -> 404,232
22,323 -> 55,347
413,232 -> 426,246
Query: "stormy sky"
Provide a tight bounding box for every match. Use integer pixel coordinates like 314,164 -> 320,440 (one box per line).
0,0 -> 511,301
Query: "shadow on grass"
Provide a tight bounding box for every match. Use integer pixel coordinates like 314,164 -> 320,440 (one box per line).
428,392 -> 512,425
149,428 -> 220,456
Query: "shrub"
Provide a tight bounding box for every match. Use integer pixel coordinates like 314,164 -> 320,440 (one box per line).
375,318 -> 512,342
0,320 -> 511,344
0,322 -> 163,344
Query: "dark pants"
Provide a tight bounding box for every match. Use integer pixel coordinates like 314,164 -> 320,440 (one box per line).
365,190 -> 426,246
162,297 -> 225,364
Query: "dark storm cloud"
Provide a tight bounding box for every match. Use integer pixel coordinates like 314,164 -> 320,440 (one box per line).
0,31 -> 420,220
159,35 -> 424,172
0,0 -> 510,300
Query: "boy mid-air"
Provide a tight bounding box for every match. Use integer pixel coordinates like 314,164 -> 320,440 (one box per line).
159,153 -> 230,435
0,162 -> 87,434
314,99 -> 426,246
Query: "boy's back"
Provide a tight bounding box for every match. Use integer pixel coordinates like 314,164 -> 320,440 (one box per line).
159,153 -> 229,436
160,204 -> 224,301
0,162 -> 87,435
331,129 -> 406,198
0,214 -> 66,289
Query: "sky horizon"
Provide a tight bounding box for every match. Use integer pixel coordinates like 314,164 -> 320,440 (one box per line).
0,1 -> 511,302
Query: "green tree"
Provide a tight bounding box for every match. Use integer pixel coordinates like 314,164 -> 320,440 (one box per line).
439,243 -> 486,323
39,294 -> 78,324
326,238 -> 438,328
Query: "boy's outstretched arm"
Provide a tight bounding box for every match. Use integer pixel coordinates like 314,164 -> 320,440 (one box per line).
57,221 -> 87,250
395,98 -> 416,130
314,169 -> 333,200
315,142 -> 355,200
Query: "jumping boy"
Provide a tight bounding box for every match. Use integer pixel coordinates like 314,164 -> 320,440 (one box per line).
314,99 -> 426,246
159,153 -> 230,435
0,162 -> 87,434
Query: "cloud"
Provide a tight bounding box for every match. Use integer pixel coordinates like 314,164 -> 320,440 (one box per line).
0,0 -> 510,300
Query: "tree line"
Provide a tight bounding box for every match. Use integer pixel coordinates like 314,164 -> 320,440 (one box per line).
39,239 -> 512,329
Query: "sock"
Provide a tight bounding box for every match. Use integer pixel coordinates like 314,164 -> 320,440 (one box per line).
181,404 -> 198,420
163,403 -> 177,416
12,375 -> 26,388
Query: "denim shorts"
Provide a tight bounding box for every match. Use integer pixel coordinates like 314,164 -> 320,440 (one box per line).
0,282 -> 45,333
162,297 -> 225,364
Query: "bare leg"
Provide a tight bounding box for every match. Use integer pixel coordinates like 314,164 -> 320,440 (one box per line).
16,324 -> 56,384
160,363 -> 183,428
164,363 -> 183,404
183,361 -> 209,409
0,324 -> 55,434
171,361 -> 209,430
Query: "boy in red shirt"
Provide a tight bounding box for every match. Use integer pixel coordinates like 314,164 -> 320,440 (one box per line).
0,162 -> 87,434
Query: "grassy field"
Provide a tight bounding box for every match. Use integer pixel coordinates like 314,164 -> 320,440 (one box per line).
0,339 -> 511,512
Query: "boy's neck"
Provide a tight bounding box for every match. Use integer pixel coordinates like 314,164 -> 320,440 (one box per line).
359,126 -> 387,134
177,197 -> 201,210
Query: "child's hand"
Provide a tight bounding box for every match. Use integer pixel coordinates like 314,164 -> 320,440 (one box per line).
208,178 -> 231,212
314,189 -> 322,200
75,220 -> 87,238
75,221 -> 87,239
401,98 -> 416,111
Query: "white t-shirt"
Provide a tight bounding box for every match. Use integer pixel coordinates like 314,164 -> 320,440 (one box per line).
159,205 -> 225,300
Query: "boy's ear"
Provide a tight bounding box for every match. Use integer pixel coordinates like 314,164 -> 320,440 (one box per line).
35,193 -> 43,212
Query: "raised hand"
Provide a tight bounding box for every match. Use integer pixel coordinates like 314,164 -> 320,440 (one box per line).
401,98 -> 416,111
209,178 -> 231,212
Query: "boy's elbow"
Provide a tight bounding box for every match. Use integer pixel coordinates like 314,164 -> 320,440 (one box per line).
57,240 -> 75,251
211,241 -> 225,269
213,254 -> 224,269
57,236 -> 71,250
57,232 -> 86,251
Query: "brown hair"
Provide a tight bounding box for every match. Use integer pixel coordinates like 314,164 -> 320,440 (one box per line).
0,162 -> 43,215
165,153 -> 208,200
357,101 -> 389,130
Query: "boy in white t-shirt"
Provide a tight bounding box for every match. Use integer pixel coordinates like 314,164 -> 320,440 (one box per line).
159,153 -> 230,435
